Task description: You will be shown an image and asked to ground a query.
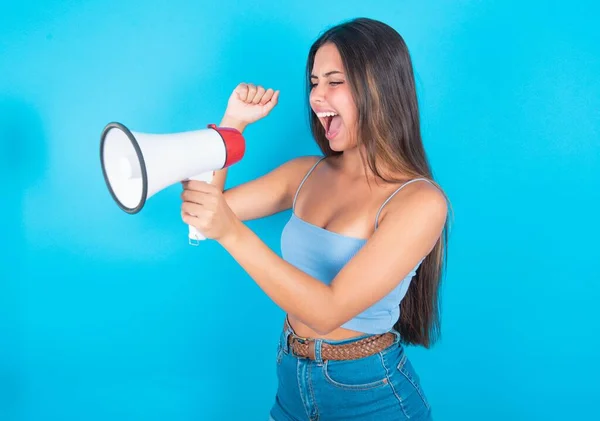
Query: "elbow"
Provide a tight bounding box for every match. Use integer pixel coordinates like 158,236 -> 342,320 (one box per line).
304,288 -> 340,335
312,325 -> 333,336
312,314 -> 339,336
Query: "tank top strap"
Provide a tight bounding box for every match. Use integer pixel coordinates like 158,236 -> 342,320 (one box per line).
292,156 -> 326,212
374,178 -> 433,230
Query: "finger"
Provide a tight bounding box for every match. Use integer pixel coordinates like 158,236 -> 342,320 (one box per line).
181,189 -> 217,207
235,83 -> 249,101
246,83 -> 257,103
184,180 -> 215,192
181,211 -> 195,224
263,90 -> 280,112
181,201 -> 204,217
181,212 -> 190,225
252,86 -> 266,104
259,88 -> 274,105
181,211 -> 206,230
181,189 -> 202,204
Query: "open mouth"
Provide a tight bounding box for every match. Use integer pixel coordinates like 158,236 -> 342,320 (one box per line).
315,111 -> 338,134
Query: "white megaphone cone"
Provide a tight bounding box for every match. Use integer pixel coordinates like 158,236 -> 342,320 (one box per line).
100,122 -> 245,245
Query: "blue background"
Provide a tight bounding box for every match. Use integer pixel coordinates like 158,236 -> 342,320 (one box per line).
1,1 -> 599,420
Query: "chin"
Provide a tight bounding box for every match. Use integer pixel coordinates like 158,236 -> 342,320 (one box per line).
328,134 -> 355,152
328,141 -> 345,152
328,140 -> 346,152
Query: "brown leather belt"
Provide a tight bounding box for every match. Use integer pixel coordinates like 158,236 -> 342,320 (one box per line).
285,321 -> 396,361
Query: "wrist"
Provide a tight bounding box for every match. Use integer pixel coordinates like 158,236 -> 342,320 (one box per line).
218,218 -> 247,249
219,115 -> 248,133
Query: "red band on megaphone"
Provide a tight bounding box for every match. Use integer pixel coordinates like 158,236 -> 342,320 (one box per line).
207,124 -> 246,168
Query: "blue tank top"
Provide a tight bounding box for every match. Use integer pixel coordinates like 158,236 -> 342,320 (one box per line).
280,157 -> 431,334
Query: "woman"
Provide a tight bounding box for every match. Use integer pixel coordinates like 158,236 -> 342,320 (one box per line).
181,17 -> 449,421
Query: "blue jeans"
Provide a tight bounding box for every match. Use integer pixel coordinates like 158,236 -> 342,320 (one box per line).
269,319 -> 433,420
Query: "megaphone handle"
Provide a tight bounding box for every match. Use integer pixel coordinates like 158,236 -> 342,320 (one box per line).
187,171 -> 215,246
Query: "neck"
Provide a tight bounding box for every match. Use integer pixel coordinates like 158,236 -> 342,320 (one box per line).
338,147 -> 365,174
335,146 -> 384,180
335,146 -> 412,183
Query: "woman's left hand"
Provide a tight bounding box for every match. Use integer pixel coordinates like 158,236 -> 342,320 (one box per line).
180,180 -> 241,243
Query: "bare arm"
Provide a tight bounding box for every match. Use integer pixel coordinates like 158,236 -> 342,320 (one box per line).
221,155 -> 321,221
208,88 -> 320,222
213,183 -> 447,334
209,82 -> 280,193
181,121 -> 447,334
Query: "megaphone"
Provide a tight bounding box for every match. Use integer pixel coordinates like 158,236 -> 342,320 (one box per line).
100,122 -> 245,245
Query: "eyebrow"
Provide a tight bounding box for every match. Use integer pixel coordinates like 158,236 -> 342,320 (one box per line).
310,70 -> 344,79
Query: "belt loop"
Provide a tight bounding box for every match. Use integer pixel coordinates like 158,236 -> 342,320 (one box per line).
281,317 -> 293,353
313,339 -> 323,364
393,329 -> 401,344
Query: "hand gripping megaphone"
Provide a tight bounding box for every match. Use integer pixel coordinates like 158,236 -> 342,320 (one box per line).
100,122 -> 245,245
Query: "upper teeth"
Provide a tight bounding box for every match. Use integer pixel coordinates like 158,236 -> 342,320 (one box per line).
316,112 -> 338,117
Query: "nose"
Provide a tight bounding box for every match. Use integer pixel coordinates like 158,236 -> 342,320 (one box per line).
310,82 -> 326,103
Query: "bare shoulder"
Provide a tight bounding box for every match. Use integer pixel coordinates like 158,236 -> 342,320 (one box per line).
283,155 -> 323,171
379,179 -> 448,230
279,155 -> 324,185
221,155 -> 324,220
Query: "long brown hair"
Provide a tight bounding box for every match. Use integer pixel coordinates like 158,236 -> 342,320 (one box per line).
306,18 -> 451,348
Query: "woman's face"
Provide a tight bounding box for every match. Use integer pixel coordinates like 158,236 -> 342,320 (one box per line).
309,42 -> 358,152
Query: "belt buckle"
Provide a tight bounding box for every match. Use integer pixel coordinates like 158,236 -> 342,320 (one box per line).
290,335 -> 318,360
291,334 -> 311,344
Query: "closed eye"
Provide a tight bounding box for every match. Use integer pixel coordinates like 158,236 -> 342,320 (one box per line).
310,81 -> 344,88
